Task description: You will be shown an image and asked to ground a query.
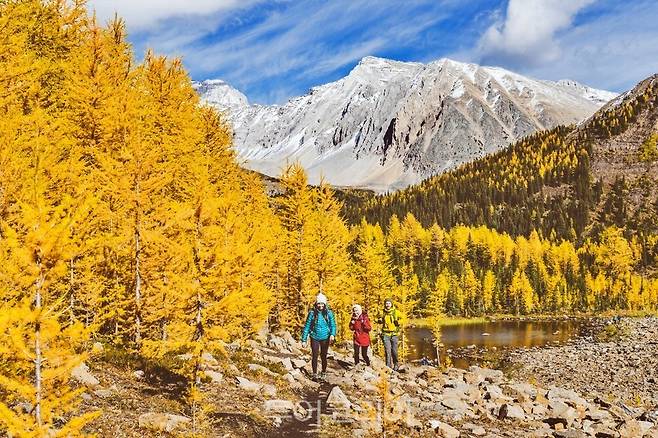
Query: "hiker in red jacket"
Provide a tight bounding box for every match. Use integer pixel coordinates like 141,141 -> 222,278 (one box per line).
349,304 -> 371,366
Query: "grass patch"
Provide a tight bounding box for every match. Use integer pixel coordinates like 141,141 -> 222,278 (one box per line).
596,322 -> 630,342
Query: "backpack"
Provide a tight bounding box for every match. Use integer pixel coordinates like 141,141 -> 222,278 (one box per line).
310,307 -> 330,331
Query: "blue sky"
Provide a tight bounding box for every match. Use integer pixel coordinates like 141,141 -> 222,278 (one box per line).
89,0 -> 658,105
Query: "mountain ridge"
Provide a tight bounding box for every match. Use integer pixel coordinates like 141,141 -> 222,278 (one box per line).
194,56 -> 617,191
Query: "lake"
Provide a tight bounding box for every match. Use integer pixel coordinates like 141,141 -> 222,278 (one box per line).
401,318 -> 592,369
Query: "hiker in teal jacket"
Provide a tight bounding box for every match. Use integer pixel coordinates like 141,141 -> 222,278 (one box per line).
301,292 -> 336,381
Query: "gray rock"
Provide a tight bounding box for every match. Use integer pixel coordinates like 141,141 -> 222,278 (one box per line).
441,396 -> 470,413
463,422 -> 486,436
498,403 -> 525,420
236,376 -> 262,393
248,363 -> 278,377
428,419 -> 460,438
204,370 -> 223,384
280,357 -> 294,371
133,370 -> 145,379
263,399 -> 295,414
201,352 -> 218,366
547,387 -> 588,408
261,384 -> 277,397
71,363 -> 100,387
618,419 -> 653,438
469,366 -> 504,383
553,429 -> 587,438
326,386 -> 351,409
292,358 -> 307,369
283,373 -> 303,390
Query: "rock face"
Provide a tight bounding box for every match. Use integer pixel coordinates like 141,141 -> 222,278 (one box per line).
195,56 -> 616,191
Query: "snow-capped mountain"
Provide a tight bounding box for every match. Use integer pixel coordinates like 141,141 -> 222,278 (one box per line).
194,56 -> 617,191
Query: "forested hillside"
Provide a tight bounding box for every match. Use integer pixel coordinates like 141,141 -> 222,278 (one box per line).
347,75 -> 658,242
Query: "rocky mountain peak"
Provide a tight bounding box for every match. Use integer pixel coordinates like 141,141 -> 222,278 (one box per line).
196,57 -> 617,191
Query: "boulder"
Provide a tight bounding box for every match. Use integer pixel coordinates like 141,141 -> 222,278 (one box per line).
589,423 -> 620,438
463,371 -> 485,386
133,370 -> 145,379
505,383 -> 538,403
261,384 -> 277,397
71,363 -> 100,387
201,352 -> 219,367
283,373 -> 303,390
619,419 -> 653,438
544,399 -> 577,428
441,396 -> 470,413
428,420 -> 460,438
498,403 -> 525,420
248,363 -> 278,377
403,415 -> 423,430
483,384 -> 505,401
236,376 -> 262,393
292,358 -> 307,369
463,422 -> 486,436
546,387 -> 588,408
326,386 -> 351,409
204,370 -> 223,384
263,399 -> 295,415
280,357 -> 294,371
138,413 -> 190,433
553,429 -> 587,438
469,366 -> 503,383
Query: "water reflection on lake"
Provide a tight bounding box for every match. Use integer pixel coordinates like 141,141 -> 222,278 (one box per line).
404,319 -> 589,368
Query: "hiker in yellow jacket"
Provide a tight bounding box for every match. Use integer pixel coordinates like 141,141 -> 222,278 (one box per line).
379,298 -> 401,371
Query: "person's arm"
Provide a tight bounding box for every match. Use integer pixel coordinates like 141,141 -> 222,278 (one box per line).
329,310 -> 337,337
301,312 -> 312,343
363,315 -> 372,332
349,318 -> 356,331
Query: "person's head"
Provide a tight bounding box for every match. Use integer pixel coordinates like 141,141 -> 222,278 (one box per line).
384,298 -> 393,310
315,292 -> 327,310
352,304 -> 362,317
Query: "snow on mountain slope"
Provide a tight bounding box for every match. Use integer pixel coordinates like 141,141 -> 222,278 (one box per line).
194,56 -> 617,191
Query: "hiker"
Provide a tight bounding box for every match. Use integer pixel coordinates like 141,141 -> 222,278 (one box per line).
349,304 -> 371,366
301,292 -> 336,381
379,298 -> 401,371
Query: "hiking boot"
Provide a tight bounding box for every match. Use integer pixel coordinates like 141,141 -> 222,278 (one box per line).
319,371 -> 327,381
311,373 -> 319,381
393,364 -> 399,372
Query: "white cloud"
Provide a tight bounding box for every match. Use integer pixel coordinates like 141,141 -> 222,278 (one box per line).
87,0 -> 261,31
478,0 -> 595,66
165,0 -> 450,103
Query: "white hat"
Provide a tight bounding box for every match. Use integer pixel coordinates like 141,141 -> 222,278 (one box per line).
315,293 -> 327,305
352,304 -> 362,314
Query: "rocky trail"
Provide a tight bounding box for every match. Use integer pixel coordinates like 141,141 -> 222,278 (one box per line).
72,318 -> 658,437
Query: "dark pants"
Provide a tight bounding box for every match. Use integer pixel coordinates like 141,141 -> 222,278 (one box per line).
310,338 -> 330,374
353,344 -> 370,366
382,334 -> 399,369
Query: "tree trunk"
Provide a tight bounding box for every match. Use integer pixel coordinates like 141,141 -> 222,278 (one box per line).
34,259 -> 45,427
69,257 -> 75,326
135,221 -> 142,344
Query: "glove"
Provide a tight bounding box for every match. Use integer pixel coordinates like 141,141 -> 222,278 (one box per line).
330,335 -> 335,343
302,340 -> 308,349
